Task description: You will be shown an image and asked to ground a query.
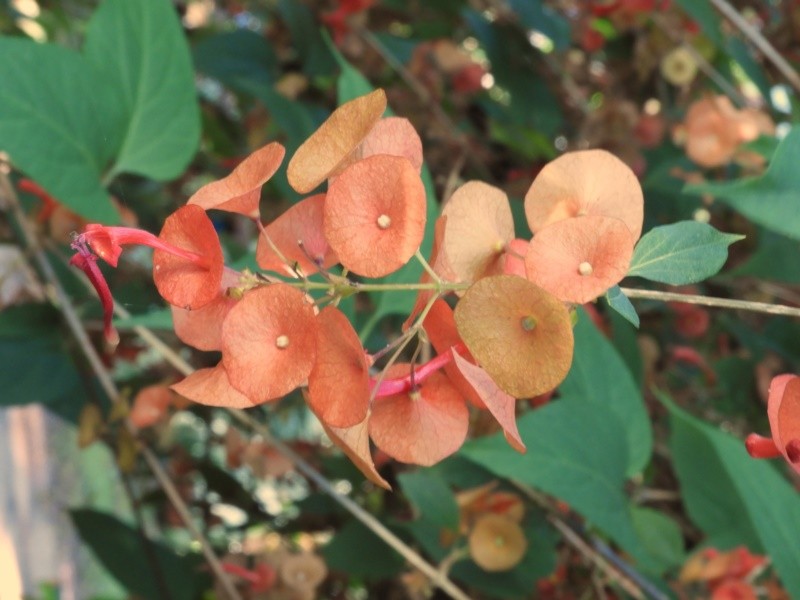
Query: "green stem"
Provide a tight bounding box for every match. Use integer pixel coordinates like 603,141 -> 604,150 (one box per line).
415,248 -> 441,284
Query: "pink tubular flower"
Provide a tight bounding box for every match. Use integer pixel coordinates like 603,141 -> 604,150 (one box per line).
69,246 -> 119,347
80,223 -> 206,268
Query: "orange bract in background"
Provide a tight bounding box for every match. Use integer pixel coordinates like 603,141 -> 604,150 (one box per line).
153,204 -> 224,310
324,155 -> 426,278
222,284 -> 317,403
468,514 -> 527,572
454,275 -> 574,398
369,365 -> 469,466
171,365 -> 258,409
256,194 -> 338,277
171,268 -> 241,351
307,306 -> 370,428
129,384 -> 173,429
441,181 -> 514,283
525,214 -> 634,304
287,89 -> 387,194
524,149 -> 644,239
188,142 -> 285,217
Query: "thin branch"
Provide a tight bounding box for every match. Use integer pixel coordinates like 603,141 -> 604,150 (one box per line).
0,167 -> 244,600
708,0 -> 800,94
619,287 -> 800,318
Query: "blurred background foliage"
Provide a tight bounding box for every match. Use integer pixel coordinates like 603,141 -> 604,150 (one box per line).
3,0 -> 800,598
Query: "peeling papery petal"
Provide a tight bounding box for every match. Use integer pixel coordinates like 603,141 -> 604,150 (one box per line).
524,149 -> 644,240
307,306 -> 370,428
525,215 -> 634,305
324,155 -> 426,278
153,205 -> 224,310
171,268 -> 241,351
441,181 -> 515,284
222,284 -> 317,402
287,89 -> 387,193
188,142 -> 286,217
322,414 -> 391,490
171,365 -> 259,408
369,365 -> 469,466
454,275 -> 574,398
256,194 -> 338,277
452,348 -> 526,453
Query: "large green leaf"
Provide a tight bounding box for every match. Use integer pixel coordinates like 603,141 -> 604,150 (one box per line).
193,29 -> 278,88
462,400 -> 654,567
628,221 -> 743,285
84,0 -> 200,181
559,309 -> 652,476
0,38 -> 118,222
686,129 -> 800,240
71,509 -> 207,600
398,471 -> 460,560
322,519 -> 405,580
665,394 -> 800,595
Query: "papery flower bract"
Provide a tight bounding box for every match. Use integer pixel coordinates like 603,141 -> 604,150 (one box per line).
306,306 -> 370,428
221,284 -> 317,403
171,268 -> 241,351
441,181 -> 515,284
188,142 -> 285,218
349,116 -> 424,173
454,275 -> 574,398
452,348 -> 526,453
152,205 -> 224,310
287,89 -> 386,194
320,412 -> 391,490
524,149 -> 644,240
324,154 -> 426,278
369,364 -> 469,466
255,194 -> 338,277
525,214 -> 634,304
171,364 -> 259,408
501,238 -> 528,278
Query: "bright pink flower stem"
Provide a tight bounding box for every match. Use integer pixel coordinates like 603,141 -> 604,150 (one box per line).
372,343 -> 466,398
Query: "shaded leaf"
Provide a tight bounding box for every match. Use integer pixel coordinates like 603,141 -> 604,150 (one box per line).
605,285 -> 639,328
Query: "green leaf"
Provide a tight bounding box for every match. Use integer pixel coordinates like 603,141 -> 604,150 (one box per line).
0,38 -> 118,222
277,0 -> 337,77
0,303 -> 61,337
686,129 -> 800,240
462,400 -> 652,565
70,509 -> 207,600
604,285 -> 639,328
559,309 -> 652,476
398,471 -> 459,530
193,29 -> 278,88
630,507 -> 685,575
731,230 -> 800,283
84,0 -> 201,182
628,221 -> 743,284
664,393 -> 800,595
322,519 -> 405,580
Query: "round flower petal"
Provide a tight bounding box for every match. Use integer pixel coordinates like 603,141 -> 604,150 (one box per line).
454,275 -> 574,398
524,149 -> 644,239
468,514 -> 527,572
171,268 -> 240,351
369,365 -> 468,466
171,365 -> 259,409
324,155 -> 426,278
222,284 -> 317,402
525,215 -> 634,304
441,181 -> 514,283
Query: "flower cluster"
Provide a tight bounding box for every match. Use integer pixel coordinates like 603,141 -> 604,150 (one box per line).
65,89 -> 647,482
